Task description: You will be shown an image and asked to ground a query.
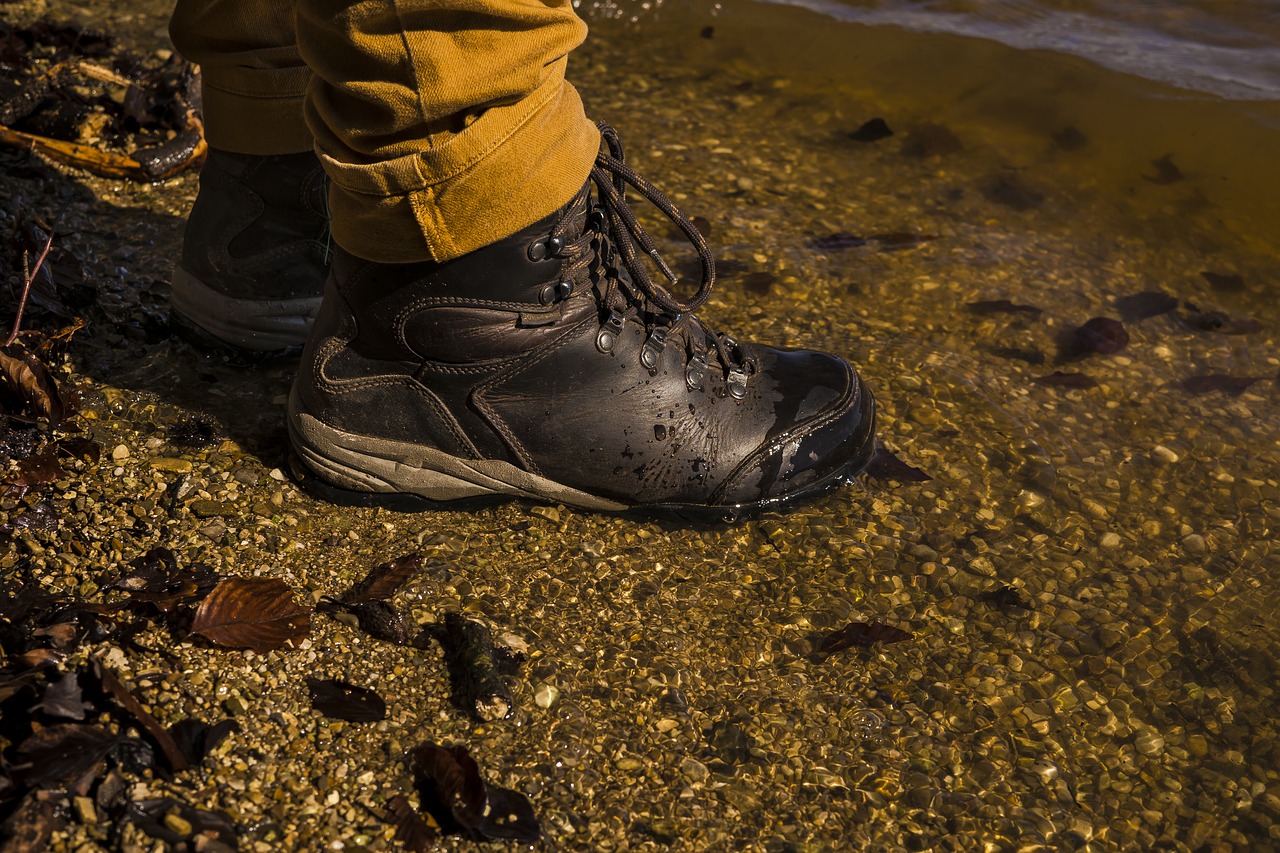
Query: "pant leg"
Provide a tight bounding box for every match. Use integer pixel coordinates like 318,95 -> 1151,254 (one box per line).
169,0 -> 314,154
295,0 -> 601,263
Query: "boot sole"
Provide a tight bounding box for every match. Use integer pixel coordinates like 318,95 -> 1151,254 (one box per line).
287,386 -> 877,522
170,266 -> 320,353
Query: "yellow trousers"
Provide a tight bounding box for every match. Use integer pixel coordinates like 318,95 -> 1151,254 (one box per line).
169,0 -> 601,263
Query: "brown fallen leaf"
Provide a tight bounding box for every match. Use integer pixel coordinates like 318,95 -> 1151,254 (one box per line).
1033,371 -> 1098,389
340,554 -> 423,603
965,299 -> 1043,318
389,794 -> 440,851
0,343 -> 64,425
814,621 -> 913,658
306,677 -> 387,722
409,743 -> 541,843
1180,375 -> 1265,396
190,576 -> 311,653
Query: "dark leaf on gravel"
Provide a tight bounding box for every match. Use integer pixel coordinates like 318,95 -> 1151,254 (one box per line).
809,232 -> 867,251
741,271 -> 774,295
166,414 -> 217,449
869,232 -> 935,250
126,797 -> 239,846
94,662 -> 189,773
168,718 -> 238,766
1,792 -> 64,853
815,621 -> 913,657
55,436 -> 100,463
864,446 -> 930,483
388,794 -> 439,851
9,445 -> 63,489
190,576 -> 311,653
1178,307 -> 1263,335
16,723 -> 118,786
328,599 -> 416,645
1114,290 -> 1178,323
1200,271 -> 1245,292
901,122 -> 961,158
1180,375 -> 1265,396
981,585 -> 1032,611
849,117 -> 893,143
1068,317 -> 1128,357
1144,153 -> 1183,184
306,677 -> 387,722
340,554 -> 423,603
965,299 -> 1043,318
30,670 -> 91,720
0,344 -> 63,426
983,174 -> 1044,211
438,613 -> 516,722
118,548 -> 221,613
1,500 -> 59,533
988,346 -> 1045,365
1033,371 -> 1098,388
1052,126 -> 1088,151
410,743 -> 541,843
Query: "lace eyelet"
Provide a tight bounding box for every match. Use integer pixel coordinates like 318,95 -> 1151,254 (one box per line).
528,239 -> 549,262
596,309 -> 625,354
686,353 -> 707,391
640,328 -> 668,372
727,366 -> 749,400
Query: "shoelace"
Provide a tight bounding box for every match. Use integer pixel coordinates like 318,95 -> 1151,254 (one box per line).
549,121 -> 752,396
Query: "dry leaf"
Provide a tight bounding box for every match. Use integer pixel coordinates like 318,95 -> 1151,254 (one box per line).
190,577 -> 311,653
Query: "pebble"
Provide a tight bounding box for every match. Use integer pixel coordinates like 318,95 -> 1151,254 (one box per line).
1182,534 -> 1207,554
1100,532 -> 1122,548
1134,731 -> 1165,756
534,683 -> 560,709
111,444 -> 130,461
1151,445 -> 1179,464
149,457 -> 192,473
681,758 -> 710,782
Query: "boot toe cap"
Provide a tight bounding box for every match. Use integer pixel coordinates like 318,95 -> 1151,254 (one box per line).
715,352 -> 876,506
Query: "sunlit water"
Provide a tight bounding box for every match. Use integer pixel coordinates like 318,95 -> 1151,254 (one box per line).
15,0 -> 1280,847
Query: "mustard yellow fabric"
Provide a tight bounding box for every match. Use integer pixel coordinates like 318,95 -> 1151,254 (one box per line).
170,0 -> 600,263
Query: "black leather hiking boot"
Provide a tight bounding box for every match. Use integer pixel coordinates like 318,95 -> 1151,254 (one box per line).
170,148 -> 329,352
287,123 -> 875,518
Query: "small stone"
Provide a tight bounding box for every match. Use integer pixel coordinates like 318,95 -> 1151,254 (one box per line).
111,444 -> 130,461
735,176 -> 755,192
680,757 -> 710,782
268,468 -> 288,481
534,683 -> 560,709
615,757 -> 643,772
224,695 -> 249,716
1182,534 -> 1207,554
74,796 -> 97,823
529,506 -> 561,522
1152,445 -> 1179,464
149,458 -> 192,473
163,813 -> 194,836
189,499 -> 231,518
656,718 -> 680,733
1134,731 -> 1165,756
1100,532 -> 1122,549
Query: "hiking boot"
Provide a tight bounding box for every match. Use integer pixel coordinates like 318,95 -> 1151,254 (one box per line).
287,123 -> 875,517
170,148 -> 330,352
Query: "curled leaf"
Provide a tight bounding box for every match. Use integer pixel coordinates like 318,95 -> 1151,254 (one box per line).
410,743 -> 541,843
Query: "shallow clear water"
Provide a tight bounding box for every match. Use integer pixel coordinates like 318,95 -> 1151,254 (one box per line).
757,0 -> 1280,100
7,0 -> 1280,848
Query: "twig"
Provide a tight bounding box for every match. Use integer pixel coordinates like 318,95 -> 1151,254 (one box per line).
5,228 -> 53,347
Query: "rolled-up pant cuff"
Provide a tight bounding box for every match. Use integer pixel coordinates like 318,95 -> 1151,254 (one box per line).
318,64 -> 600,264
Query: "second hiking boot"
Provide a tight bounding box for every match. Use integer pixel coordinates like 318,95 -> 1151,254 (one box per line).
171,148 -> 330,352
288,124 -> 875,517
